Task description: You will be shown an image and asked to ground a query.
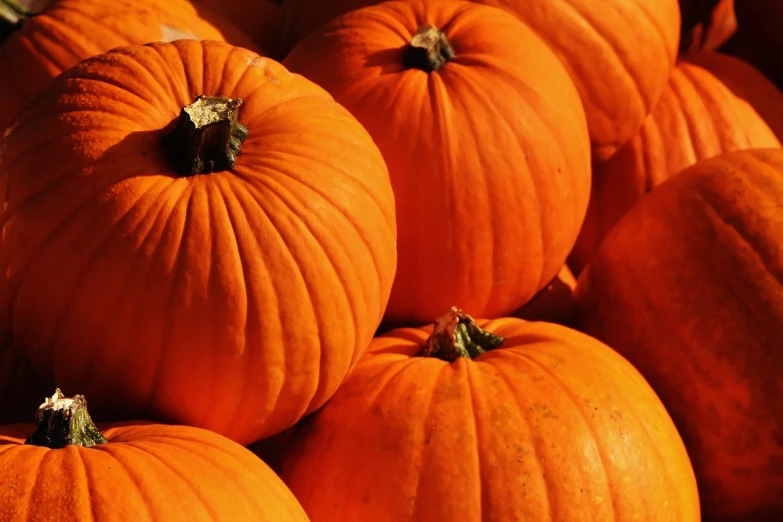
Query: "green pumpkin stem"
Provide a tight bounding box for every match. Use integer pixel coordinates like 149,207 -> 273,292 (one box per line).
0,0 -> 38,43
163,95 -> 249,177
25,389 -> 108,449
418,306 -> 504,362
404,24 -> 455,73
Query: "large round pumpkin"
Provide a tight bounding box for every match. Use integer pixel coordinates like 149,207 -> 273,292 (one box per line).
0,0 -> 257,130
574,148 -> 783,521
569,52 -> 783,272
279,0 -> 680,160
284,0 -> 591,326
0,389 -> 309,521
0,39 -> 397,445
280,308 -> 700,521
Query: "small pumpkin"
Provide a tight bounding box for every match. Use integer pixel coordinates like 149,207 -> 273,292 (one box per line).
284,0 -> 591,326
569,52 -> 783,272
0,39 -> 397,445
279,0 -> 681,160
0,389 -> 310,521
574,148 -> 783,521
680,0 -> 736,54
0,0 -> 256,130
280,308 -> 700,521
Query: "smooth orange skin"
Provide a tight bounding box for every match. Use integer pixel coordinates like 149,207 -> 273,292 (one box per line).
0,421 -> 310,521
280,0 -> 680,159
0,0 -> 260,132
281,318 -> 699,522
284,0 -> 591,326
191,0 -> 282,58
570,53 -> 783,272
0,40 -> 397,445
574,149 -> 783,521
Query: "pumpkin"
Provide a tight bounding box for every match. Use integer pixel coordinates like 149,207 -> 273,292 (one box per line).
680,0 -> 736,54
573,148 -> 783,521
0,0 -> 257,131
0,39 -> 397,446
284,0 -> 591,326
569,52 -> 783,272
513,265 -> 577,327
280,308 -> 700,521
279,0 -> 680,160
190,0 -> 281,57
0,389 -> 310,521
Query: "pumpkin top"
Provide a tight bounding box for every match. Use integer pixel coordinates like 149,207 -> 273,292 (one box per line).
418,306 -> 504,362
403,24 -> 454,73
25,389 -> 107,449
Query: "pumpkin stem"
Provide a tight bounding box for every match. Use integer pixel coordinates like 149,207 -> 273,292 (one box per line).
0,0 -> 37,43
162,95 -> 249,177
418,306 -> 504,362
404,25 -> 455,73
25,389 -> 108,449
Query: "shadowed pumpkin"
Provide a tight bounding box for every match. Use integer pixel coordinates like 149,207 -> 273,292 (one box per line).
281,308 -> 700,522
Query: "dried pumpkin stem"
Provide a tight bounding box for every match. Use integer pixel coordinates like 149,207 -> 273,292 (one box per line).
0,0 -> 38,42
418,306 -> 504,362
163,95 -> 249,177
404,24 -> 455,73
25,389 -> 107,449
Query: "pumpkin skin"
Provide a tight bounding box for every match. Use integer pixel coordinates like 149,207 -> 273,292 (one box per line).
569,52 -> 783,272
573,148 -> 783,521
279,0 -> 680,160
190,0 -> 282,57
280,314 -> 700,522
0,406 -> 309,520
0,0 -> 260,131
0,40 -> 397,445
284,0 -> 591,326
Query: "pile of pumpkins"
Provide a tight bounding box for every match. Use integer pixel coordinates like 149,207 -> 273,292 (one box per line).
0,0 -> 780,520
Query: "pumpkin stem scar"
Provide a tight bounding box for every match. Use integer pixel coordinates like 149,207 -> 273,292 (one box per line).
418,306 -> 504,362
162,94 -> 249,177
403,24 -> 455,73
0,0 -> 38,42
25,389 -> 108,449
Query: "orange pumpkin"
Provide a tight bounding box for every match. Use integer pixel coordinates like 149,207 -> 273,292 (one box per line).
284,0 -> 591,326
281,308 -> 700,521
574,148 -> 783,521
0,39 -> 397,445
569,52 -> 783,272
190,0 -> 281,57
280,0 -> 680,160
0,0 -> 257,130
0,389 -> 309,521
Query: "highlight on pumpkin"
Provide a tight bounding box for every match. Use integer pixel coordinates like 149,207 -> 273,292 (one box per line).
0,0 -> 780,520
